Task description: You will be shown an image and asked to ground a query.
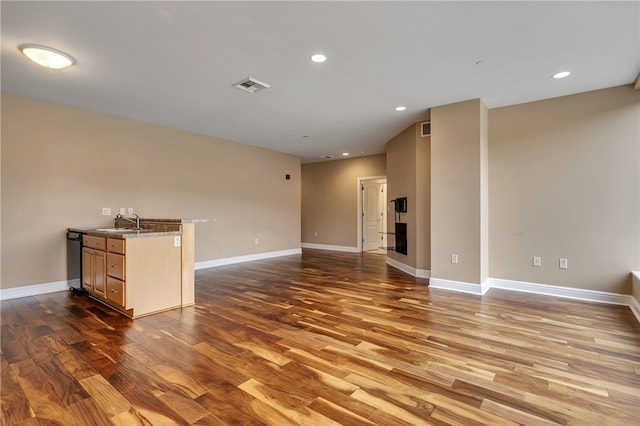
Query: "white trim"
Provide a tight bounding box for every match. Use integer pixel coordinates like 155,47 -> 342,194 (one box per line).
385,257 -> 430,278
195,248 -> 301,270
429,277 -> 489,295
631,271 -> 640,323
300,243 -> 360,253
0,280 -> 70,301
629,296 -> 640,324
357,175 -> 387,253
488,278 -> 631,305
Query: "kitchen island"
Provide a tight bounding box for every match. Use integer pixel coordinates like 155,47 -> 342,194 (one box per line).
69,218 -> 208,318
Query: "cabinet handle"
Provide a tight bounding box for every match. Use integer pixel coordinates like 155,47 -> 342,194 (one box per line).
111,289 -> 117,293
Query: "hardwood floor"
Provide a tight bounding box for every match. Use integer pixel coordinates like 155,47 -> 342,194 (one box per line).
2,249 -> 639,425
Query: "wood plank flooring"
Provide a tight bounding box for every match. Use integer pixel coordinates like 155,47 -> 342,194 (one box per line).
2,249 -> 639,425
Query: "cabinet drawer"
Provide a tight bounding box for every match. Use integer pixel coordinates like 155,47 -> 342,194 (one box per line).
106,252 -> 125,280
106,276 -> 125,308
107,238 -> 125,254
83,235 -> 106,250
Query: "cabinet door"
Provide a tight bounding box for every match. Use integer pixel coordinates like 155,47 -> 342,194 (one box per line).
93,250 -> 106,298
106,252 -> 125,281
107,238 -> 125,254
106,276 -> 125,308
82,248 -> 94,291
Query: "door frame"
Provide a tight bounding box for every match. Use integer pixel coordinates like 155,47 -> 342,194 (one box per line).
357,175 -> 387,252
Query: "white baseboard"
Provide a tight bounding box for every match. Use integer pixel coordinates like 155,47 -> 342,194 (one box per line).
488,278 -> 631,305
0,280 -> 71,301
385,257 -> 430,278
195,248 -> 302,270
428,277 -> 490,295
301,243 -> 360,253
428,276 -> 638,322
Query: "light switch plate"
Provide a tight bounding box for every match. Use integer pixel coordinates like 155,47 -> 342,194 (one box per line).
102,207 -> 112,216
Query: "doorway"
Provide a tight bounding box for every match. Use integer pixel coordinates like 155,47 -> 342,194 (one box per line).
360,178 -> 387,252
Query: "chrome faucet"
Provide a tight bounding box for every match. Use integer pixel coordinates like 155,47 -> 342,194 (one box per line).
115,213 -> 141,229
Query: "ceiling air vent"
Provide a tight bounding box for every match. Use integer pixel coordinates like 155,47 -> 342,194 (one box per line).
421,121 -> 431,137
233,77 -> 271,94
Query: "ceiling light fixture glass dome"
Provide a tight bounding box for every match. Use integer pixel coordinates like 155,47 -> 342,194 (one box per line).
19,44 -> 75,69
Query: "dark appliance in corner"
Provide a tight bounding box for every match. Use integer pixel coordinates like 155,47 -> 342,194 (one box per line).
66,230 -> 86,293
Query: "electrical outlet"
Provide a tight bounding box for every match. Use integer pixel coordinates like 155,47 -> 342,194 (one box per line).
254,238 -> 259,245
102,207 -> 112,216
119,207 -> 126,215
533,256 -> 541,266
314,231 -> 318,237
559,258 -> 568,269
451,254 -> 459,264
173,236 -> 181,247
128,207 -> 134,214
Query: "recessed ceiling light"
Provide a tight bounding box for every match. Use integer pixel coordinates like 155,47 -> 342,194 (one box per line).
552,71 -> 571,79
342,152 -> 349,156
395,106 -> 406,111
19,44 -> 75,69
311,54 -> 327,63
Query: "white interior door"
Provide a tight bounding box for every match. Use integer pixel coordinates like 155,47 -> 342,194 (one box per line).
362,180 -> 386,251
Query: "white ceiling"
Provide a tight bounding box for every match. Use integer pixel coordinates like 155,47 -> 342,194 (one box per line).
2,1 -> 639,163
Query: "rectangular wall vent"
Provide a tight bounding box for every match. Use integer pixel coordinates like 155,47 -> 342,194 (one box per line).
233,77 -> 271,94
421,121 -> 431,137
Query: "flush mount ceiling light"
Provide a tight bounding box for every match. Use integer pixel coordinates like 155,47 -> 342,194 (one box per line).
552,71 -> 571,79
310,53 -> 327,63
395,106 -> 407,111
342,152 -> 350,156
19,44 -> 75,69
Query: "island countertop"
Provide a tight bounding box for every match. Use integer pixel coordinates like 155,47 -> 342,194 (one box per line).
67,226 -> 181,239
69,217 -> 209,239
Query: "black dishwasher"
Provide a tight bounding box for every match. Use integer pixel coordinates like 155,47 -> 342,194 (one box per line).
66,230 -> 85,292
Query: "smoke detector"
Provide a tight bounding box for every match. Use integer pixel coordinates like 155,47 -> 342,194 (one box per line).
233,77 -> 271,94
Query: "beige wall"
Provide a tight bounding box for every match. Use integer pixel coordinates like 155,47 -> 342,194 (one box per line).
415,131 -> 431,272
301,155 -> 386,248
385,122 -> 431,271
489,85 -> 640,293
386,126 -> 417,267
1,94 -> 301,290
431,99 -> 488,285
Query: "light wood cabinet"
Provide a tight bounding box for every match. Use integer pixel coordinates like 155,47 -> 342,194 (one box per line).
82,233 -> 181,318
82,236 -> 106,298
106,276 -> 125,308
107,238 -> 125,254
106,251 -> 125,281
105,240 -> 126,310
83,236 -> 124,307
